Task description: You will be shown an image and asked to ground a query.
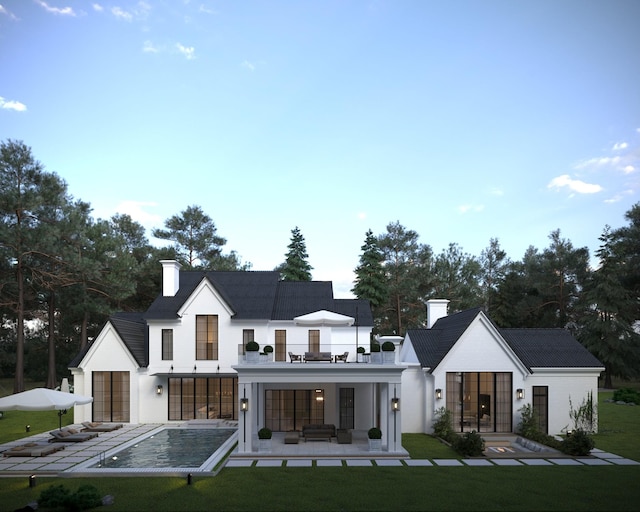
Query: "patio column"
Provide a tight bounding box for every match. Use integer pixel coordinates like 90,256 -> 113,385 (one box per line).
237,381 -> 254,454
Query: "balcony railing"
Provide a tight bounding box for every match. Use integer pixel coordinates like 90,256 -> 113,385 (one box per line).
237,343 -> 398,365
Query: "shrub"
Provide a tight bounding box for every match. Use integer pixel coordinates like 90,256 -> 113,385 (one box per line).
368,427 -> 382,439
263,345 -> 273,354
258,427 -> 272,439
516,403 -> 539,439
432,407 -> 455,443
452,430 -> 485,457
561,429 -> 595,456
370,343 -> 381,353
613,387 -> 640,404
245,341 -> 259,352
357,346 -> 365,354
39,484 -> 102,512
381,341 -> 395,352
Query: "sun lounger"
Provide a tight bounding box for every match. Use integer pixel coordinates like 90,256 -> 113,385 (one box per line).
3,442 -> 65,457
81,421 -> 123,432
49,427 -> 99,443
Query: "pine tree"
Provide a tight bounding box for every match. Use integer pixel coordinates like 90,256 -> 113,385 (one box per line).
279,227 -> 313,281
352,229 -> 387,309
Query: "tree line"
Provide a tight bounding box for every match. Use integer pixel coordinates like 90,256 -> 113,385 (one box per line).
1,139 -> 639,392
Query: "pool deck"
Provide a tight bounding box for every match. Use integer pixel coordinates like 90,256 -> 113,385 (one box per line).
1,424 -> 637,477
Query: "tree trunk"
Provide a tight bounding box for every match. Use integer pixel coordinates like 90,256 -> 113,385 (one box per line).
80,311 -> 89,351
13,262 -> 25,394
46,292 -> 57,389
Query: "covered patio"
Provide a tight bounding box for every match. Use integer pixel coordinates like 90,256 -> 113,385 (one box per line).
233,362 -> 407,456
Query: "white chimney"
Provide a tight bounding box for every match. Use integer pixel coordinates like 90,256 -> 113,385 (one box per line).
426,299 -> 449,328
160,260 -> 181,297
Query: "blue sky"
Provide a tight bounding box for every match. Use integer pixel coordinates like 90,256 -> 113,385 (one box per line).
1,0 -> 639,297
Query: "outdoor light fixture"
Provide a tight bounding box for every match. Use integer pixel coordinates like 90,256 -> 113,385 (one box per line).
156,385 -> 163,395
435,389 -> 442,400
29,475 -> 36,488
516,389 -> 525,400
240,398 -> 249,412
192,364 -> 197,374
25,425 -> 30,433
169,365 -> 173,374
315,389 -> 324,402
392,397 -> 399,412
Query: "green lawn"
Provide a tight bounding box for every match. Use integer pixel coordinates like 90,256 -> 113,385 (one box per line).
1,389 -> 638,511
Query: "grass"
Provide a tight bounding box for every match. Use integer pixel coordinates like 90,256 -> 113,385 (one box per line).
1,386 -> 639,511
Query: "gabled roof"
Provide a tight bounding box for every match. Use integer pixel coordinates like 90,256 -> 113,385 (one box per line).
68,312 -> 147,368
407,307 -> 603,372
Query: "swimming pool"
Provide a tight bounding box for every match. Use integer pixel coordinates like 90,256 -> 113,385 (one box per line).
81,427 -> 237,473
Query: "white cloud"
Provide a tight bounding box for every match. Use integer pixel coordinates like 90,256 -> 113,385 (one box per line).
0,96 -> 27,112
624,165 -> 635,174
241,60 -> 255,71
115,200 -> 161,226
547,174 -> 603,194
613,142 -> 628,151
35,0 -> 76,16
458,204 -> 485,214
142,40 -> 158,53
488,187 -> 504,196
199,4 -> 217,15
604,190 -> 634,204
574,156 -> 622,170
176,43 -> 196,60
92,3 -> 103,12
0,4 -> 18,20
111,6 -> 133,21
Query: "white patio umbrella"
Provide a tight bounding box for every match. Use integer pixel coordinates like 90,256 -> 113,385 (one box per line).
0,388 -> 93,430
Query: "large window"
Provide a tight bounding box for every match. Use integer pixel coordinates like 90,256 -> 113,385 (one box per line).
339,387 -> 355,429
196,315 -> 218,360
275,330 -> 286,362
532,386 -> 549,434
265,389 -> 324,431
168,377 -> 238,420
445,372 -> 512,433
92,371 -> 130,422
308,330 -> 320,352
162,329 -> 173,360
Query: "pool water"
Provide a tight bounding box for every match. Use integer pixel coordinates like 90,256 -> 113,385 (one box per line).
95,428 -> 235,469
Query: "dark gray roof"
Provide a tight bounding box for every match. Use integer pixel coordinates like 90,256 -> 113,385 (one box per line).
72,271 -> 372,369
68,312 -> 147,368
408,308 -> 603,372
500,328 -> 604,370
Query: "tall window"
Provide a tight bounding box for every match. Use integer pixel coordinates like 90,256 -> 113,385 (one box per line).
196,315 -> 218,360
308,330 -> 320,352
533,386 -> 549,434
168,377 -> 238,420
92,371 -> 130,422
275,330 -> 286,362
265,389 -> 324,431
162,329 -> 173,360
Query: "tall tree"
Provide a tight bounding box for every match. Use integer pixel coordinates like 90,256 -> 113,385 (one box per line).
377,221 -> 433,335
279,227 -> 313,281
0,139 -> 69,392
479,238 -> 510,314
432,243 -> 482,311
152,205 -> 227,269
577,227 -> 640,387
352,229 -> 387,308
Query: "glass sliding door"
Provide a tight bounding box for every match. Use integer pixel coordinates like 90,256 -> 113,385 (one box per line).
92,371 -> 130,422
168,377 -> 238,421
264,389 -> 325,431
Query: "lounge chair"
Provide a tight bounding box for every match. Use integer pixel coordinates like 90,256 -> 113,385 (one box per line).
334,351 -> 349,363
288,351 -> 302,363
49,427 -> 99,443
81,421 -> 123,432
3,442 -> 65,457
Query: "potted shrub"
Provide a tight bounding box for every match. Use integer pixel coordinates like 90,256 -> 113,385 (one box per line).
368,427 -> 382,451
357,346 -> 366,362
258,427 -> 272,452
381,341 -> 396,364
264,345 -> 274,362
370,343 -> 382,364
245,341 -> 260,363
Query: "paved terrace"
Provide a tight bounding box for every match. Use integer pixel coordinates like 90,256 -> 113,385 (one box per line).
0,424 -> 637,477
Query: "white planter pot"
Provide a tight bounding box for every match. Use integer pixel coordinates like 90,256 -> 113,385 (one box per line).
382,351 -> 395,364
259,353 -> 268,364
357,353 -> 364,363
368,439 -> 382,452
371,352 -> 382,364
259,439 -> 272,453
246,351 -> 259,364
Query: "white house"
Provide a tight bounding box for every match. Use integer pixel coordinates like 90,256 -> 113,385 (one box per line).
400,300 -> 604,436
70,260 -> 406,454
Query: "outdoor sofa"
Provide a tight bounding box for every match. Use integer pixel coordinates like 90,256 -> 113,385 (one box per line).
304,352 -> 332,362
81,421 -> 123,432
302,424 -> 336,441
3,442 -> 65,457
49,427 -> 99,443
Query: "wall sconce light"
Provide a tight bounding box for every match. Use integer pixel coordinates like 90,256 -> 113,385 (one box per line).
435,389 -> 442,400
192,364 -> 197,374
315,389 -> 324,402
240,398 -> 248,412
391,397 -> 399,412
169,365 -> 173,374
156,385 -> 163,396
516,389 -> 524,400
